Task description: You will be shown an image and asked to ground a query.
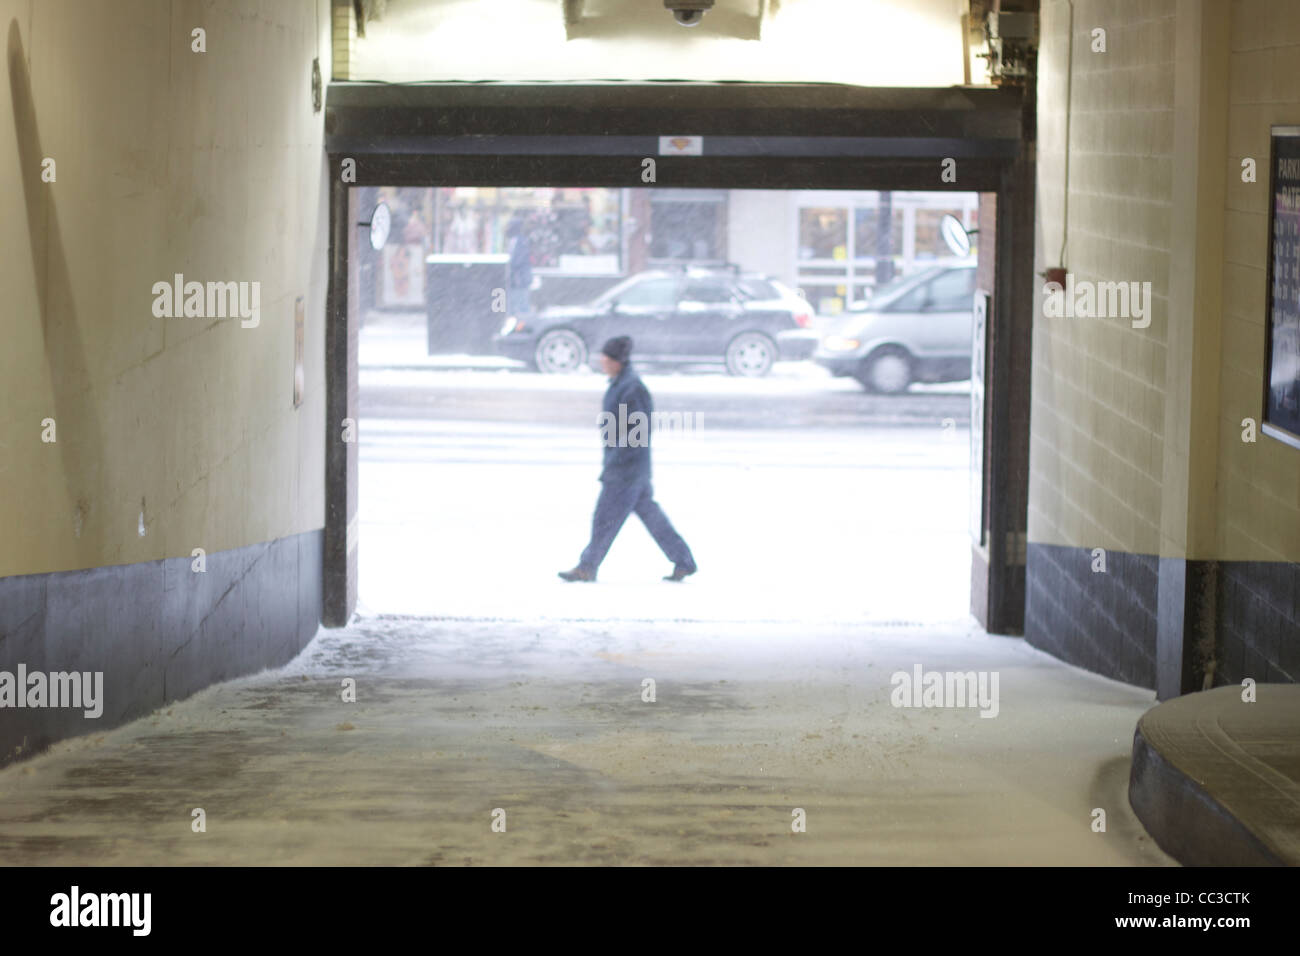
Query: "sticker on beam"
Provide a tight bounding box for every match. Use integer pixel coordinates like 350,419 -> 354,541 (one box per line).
659,136 -> 703,156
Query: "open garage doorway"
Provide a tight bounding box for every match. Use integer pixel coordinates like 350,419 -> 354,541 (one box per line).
323,83 -> 1034,635
354,185 -> 986,624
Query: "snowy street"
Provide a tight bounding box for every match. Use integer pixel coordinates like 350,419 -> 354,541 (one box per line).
356,368 -> 975,622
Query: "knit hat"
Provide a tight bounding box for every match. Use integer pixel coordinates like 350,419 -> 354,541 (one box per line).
601,336 -> 632,364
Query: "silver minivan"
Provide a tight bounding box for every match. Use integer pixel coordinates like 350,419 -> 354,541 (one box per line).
813,263 -> 977,393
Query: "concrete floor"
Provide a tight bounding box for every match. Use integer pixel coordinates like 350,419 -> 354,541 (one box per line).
0,616 -> 1173,865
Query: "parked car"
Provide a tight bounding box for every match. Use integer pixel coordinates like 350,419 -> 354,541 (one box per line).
494,267 -> 819,376
814,263 -> 978,392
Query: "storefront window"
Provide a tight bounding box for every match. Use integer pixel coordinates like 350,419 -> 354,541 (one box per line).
853,207 -> 905,259
649,200 -> 725,262
435,187 -> 622,273
794,195 -> 978,315
799,208 -> 848,260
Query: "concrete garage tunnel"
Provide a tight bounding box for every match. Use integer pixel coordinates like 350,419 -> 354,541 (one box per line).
3,0 -> 1299,870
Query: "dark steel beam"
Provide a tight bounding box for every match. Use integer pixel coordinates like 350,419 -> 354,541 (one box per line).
325,82 -> 1025,146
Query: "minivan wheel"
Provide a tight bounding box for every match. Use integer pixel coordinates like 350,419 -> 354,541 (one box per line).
535,329 -> 587,374
725,332 -> 776,377
857,348 -> 913,393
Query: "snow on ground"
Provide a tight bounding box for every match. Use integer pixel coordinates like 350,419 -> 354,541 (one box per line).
0,615 -> 1171,865
357,419 -> 973,623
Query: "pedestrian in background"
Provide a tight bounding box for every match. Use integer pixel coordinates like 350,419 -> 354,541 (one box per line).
506,214 -> 534,321
559,336 -> 698,583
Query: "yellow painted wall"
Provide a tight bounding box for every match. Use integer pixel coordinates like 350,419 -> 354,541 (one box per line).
1031,0 -> 1300,565
1214,0 -> 1300,561
0,0 -> 329,578
1029,0 -> 1176,556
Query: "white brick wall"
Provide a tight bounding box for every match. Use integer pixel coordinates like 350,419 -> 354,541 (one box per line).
1029,0 -> 1177,555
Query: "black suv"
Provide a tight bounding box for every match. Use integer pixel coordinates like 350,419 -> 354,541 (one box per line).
494,267 -> 818,376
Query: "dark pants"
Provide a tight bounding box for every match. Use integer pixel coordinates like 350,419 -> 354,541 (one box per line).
508,284 -> 532,319
579,479 -> 695,574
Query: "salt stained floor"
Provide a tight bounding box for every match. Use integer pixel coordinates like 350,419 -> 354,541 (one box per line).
0,414 -> 1171,865
0,612 -> 1171,865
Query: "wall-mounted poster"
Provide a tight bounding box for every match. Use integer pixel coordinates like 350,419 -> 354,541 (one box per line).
1263,127 -> 1300,449
380,243 -> 426,307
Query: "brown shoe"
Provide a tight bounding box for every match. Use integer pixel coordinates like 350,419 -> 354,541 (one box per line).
663,563 -> 697,582
558,566 -> 596,582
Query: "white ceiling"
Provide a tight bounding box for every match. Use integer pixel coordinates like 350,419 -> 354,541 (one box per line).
348,0 -> 969,86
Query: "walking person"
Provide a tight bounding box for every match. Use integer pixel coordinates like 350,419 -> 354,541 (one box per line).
559,337 -> 698,583
505,214 -> 534,322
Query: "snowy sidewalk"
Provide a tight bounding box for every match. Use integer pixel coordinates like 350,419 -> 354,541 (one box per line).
360,321 -> 523,371
357,419 -> 975,623
0,617 -> 1172,865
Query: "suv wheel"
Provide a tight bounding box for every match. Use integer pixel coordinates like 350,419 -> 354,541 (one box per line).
857,347 -> 912,393
535,329 -> 587,374
725,332 -> 776,377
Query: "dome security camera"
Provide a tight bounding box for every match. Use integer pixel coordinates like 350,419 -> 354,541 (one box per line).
664,1 -> 715,27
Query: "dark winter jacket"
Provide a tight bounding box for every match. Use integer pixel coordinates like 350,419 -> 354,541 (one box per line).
599,363 -> 653,483
507,234 -> 533,290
